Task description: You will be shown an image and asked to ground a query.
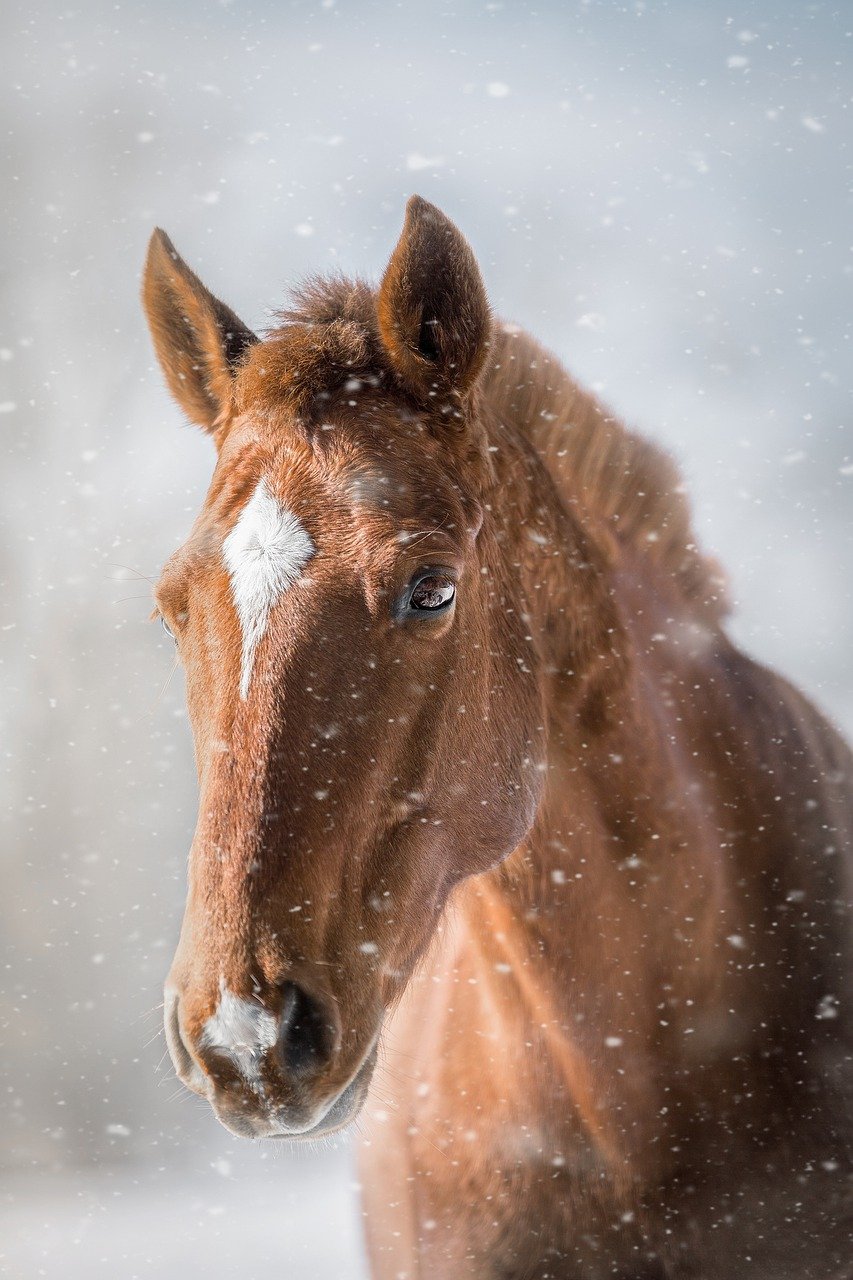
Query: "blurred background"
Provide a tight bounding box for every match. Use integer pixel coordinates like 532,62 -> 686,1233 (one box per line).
1,1 -> 851,1275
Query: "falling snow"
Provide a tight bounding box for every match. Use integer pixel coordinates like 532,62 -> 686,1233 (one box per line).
2,1 -> 851,1278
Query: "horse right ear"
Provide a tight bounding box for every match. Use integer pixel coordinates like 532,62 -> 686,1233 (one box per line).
377,196 -> 491,404
142,229 -> 257,433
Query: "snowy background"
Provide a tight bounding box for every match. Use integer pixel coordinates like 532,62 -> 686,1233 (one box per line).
1,0 -> 851,1276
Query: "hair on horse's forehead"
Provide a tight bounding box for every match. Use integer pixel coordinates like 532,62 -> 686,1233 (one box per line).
234,275 -> 380,421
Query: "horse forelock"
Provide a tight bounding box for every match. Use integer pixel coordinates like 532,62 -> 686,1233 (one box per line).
234,276 -> 383,422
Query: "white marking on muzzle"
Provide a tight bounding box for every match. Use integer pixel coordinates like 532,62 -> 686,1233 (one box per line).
200,980 -> 279,1089
222,478 -> 315,698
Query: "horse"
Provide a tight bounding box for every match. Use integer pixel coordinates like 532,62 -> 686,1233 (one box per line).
142,196 -> 853,1278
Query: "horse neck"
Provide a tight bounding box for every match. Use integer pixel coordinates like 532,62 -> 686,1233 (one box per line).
471,397 -> 636,941
451,401 -> 729,1149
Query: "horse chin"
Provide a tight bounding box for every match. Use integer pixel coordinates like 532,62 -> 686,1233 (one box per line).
211,1044 -> 378,1143
278,1054 -> 376,1141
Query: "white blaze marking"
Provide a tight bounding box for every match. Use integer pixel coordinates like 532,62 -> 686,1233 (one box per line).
222,478 -> 314,698
200,979 -> 279,1087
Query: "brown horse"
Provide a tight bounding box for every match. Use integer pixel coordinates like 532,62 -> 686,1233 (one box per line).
143,197 -> 852,1278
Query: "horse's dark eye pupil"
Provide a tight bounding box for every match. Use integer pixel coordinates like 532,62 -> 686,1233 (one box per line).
410,576 -> 455,611
161,615 -> 176,642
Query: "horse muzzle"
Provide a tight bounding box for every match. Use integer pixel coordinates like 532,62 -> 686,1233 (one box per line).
163,982 -> 379,1139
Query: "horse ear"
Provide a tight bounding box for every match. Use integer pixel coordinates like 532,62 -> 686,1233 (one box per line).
142,229 -> 257,433
377,196 -> 491,402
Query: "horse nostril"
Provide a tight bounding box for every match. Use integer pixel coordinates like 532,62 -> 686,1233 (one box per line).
278,982 -> 336,1076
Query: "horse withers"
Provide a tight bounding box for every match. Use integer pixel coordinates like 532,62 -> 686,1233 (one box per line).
143,197 -> 852,1278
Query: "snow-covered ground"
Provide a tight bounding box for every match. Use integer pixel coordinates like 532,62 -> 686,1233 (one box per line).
0,1145 -> 368,1279
1,0 -> 850,1275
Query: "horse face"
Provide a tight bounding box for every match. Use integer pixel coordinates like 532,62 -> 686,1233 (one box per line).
145,200 -> 545,1137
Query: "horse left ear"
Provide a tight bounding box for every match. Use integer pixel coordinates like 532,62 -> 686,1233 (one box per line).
142,228 -> 258,434
377,196 -> 491,402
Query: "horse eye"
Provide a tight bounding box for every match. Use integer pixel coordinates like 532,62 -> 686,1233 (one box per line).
409,575 -> 456,612
160,615 -> 177,643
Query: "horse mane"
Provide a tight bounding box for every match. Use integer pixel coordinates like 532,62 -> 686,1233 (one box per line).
242,276 -> 728,623
483,325 -> 729,622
